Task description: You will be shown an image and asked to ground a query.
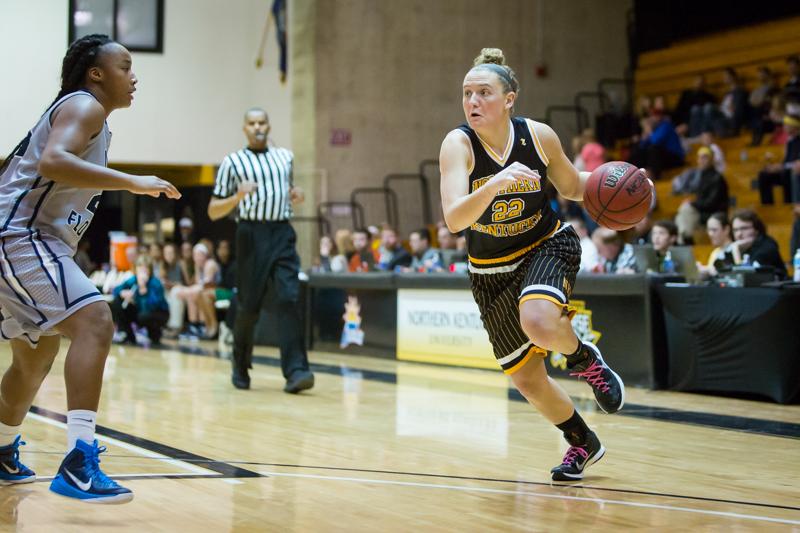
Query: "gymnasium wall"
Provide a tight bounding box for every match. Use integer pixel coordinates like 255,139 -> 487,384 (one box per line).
0,0 -> 292,165
306,0 -> 632,234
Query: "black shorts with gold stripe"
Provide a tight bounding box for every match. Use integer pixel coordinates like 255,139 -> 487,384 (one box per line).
468,224 -> 581,374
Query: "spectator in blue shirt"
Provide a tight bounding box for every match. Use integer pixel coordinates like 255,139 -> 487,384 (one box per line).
631,111 -> 685,180
111,257 -> 169,345
406,228 -> 443,272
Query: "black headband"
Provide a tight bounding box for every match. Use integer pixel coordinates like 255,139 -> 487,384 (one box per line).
475,63 -> 515,91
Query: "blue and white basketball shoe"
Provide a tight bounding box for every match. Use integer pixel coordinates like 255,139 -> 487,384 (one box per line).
49,439 -> 133,504
0,436 -> 35,484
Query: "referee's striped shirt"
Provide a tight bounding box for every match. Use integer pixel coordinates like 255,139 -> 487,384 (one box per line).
213,147 -> 294,221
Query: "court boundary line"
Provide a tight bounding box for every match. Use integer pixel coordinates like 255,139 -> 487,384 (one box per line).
197,459 -> 800,513
28,405 -> 262,480
171,344 -> 800,439
257,471 -> 800,526
68,454 -> 800,513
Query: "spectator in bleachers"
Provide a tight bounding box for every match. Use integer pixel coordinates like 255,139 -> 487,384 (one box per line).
629,213 -> 653,245
456,233 -> 467,255
180,241 -> 195,282
750,66 -> 779,146
571,134 -> 587,171
757,114 -> 800,204
698,212 -> 741,279
699,131 -> 726,173
174,243 -> 221,339
437,225 -> 457,250
784,56 -> 800,100
688,69 -> 746,138
367,225 -> 382,256
437,226 -> 466,268
674,147 -> 729,244
407,228 -> 443,272
161,242 -> 188,338
334,228 -> 355,263
569,217 -> 599,272
675,75 -> 716,134
103,244 -> 138,294
579,129 -> 606,172
315,235 -> 348,273
719,68 -> 749,137
651,220 -> 679,272
591,228 -> 637,274
111,257 -> 169,346
199,238 -> 216,260
630,111 -> 685,180
749,66 -> 776,113
213,239 -> 235,305
348,228 -> 377,272
767,94 -> 789,145
732,209 -> 787,279
148,242 -> 164,279
375,226 -> 411,271
572,129 -> 605,173
177,217 -> 196,245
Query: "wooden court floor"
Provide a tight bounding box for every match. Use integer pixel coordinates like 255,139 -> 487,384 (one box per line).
0,340 -> 798,532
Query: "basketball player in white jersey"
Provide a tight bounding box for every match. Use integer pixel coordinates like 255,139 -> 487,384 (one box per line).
0,34 -> 179,503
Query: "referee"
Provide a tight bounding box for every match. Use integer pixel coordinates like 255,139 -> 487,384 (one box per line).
208,107 -> 314,393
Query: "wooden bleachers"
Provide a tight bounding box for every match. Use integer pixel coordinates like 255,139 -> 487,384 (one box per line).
636,17 -> 800,109
637,18 -> 800,265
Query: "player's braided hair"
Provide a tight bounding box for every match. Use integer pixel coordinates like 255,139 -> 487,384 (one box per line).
55,33 -> 114,101
0,34 -> 113,175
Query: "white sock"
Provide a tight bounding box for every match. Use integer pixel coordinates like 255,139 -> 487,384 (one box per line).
0,420 -> 20,447
66,410 -> 96,451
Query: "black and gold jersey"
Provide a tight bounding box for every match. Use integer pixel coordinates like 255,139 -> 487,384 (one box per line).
457,116 -> 560,271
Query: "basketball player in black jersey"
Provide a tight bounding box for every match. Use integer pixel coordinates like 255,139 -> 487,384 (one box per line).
440,48 -> 642,481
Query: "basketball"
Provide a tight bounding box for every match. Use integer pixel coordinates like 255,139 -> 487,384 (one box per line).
583,161 -> 652,231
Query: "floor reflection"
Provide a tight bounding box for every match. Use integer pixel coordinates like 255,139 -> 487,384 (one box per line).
395,365 -> 509,454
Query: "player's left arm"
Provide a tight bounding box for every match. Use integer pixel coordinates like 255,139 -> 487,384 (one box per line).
533,121 -> 589,202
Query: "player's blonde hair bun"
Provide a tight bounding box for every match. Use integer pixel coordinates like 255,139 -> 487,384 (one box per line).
473,48 -> 506,67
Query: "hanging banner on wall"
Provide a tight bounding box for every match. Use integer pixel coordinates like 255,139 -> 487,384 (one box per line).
396,289 -> 496,369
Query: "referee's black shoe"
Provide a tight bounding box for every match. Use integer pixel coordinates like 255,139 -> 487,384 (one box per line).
568,342 -> 625,414
231,369 -> 250,390
284,370 -> 314,394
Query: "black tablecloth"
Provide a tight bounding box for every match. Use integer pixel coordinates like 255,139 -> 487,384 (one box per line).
655,285 -> 800,403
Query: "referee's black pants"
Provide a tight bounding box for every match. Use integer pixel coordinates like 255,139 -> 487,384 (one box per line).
232,220 -> 309,380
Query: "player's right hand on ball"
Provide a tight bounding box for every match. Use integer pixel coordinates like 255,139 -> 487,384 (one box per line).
131,175 -> 181,199
488,162 -> 538,194
236,181 -> 258,198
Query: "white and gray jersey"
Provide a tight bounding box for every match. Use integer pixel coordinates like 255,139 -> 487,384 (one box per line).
0,90 -> 109,258
213,147 -> 293,222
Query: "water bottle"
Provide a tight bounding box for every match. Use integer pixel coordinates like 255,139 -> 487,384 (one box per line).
662,251 -> 675,274
794,249 -> 800,282
742,254 -> 751,267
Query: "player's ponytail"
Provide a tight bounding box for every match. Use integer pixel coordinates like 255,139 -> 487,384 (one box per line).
472,47 -> 520,95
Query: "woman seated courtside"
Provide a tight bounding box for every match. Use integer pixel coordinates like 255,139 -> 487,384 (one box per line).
697,212 -> 741,279
173,243 -> 220,339
111,257 -> 169,345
